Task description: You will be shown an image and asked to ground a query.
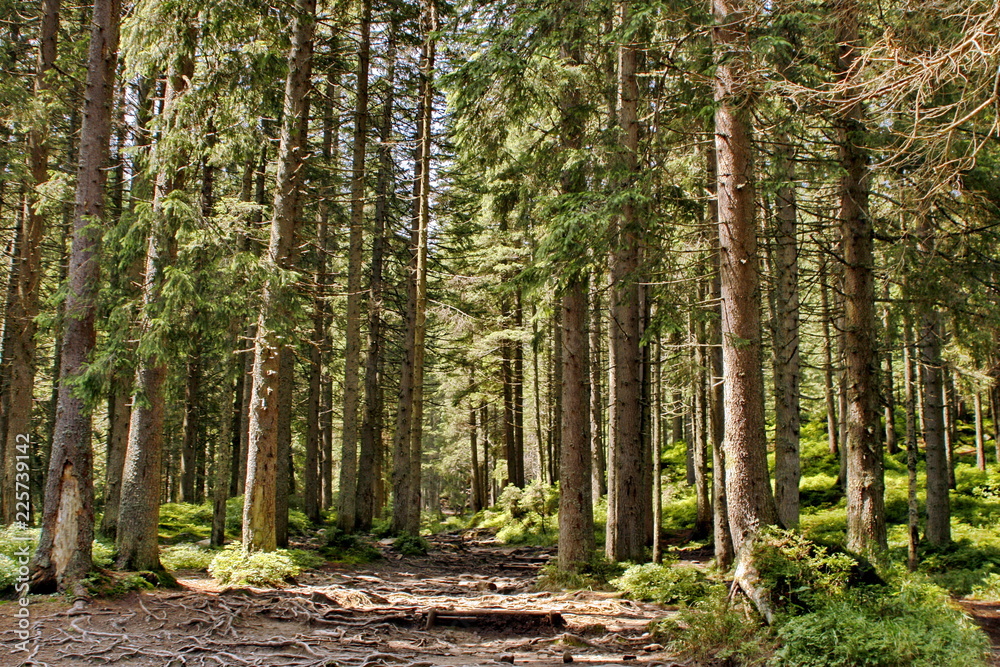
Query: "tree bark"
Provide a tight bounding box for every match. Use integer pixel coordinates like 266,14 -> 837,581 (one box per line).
713,0 -> 777,552
606,0 -> 645,563
820,258 -> 839,455
244,0 -> 315,552
358,31 -> 395,531
882,284 -> 898,455
706,142 -> 733,570
691,297 -> 712,540
32,0 -> 120,593
2,0 -> 60,524
117,40 -> 194,572
835,0 -> 886,558
392,2 -> 435,534
558,277 -> 594,570
180,356 -> 201,503
903,316 -> 919,570
339,0 -> 372,532
275,347 -> 294,547
590,281 -> 606,499
771,128 -> 800,529
917,224 -> 949,546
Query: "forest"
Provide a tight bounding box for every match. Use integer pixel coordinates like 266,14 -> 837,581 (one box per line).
1,0 -> 1000,664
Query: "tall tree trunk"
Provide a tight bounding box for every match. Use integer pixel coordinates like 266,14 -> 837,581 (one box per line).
275,347 -> 294,547
501,328 -> 516,487
706,142 -> 734,570
555,0 -> 594,571
820,258 -> 839,455
470,384 -> 483,512
514,293 -> 526,486
691,294 -> 712,540
975,391 -> 986,471
558,276 -> 594,570
903,316 -> 919,570
551,305 -> 563,484
771,128 -> 800,529
180,356 -> 201,503
882,284 -> 898,455
32,0 -> 120,593
713,0 -> 777,553
244,0 -> 315,552
212,324 -> 242,547
358,31 -> 395,531
835,0 -> 886,558
117,40 -> 195,572
917,223 -> 949,546
392,3 -> 435,534
590,281 -> 606,499
2,0 -> 60,523
339,0 -> 371,533
652,334 -> 663,563
606,0 -> 645,563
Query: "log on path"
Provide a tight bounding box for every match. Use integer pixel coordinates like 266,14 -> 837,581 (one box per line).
424,608 -> 566,631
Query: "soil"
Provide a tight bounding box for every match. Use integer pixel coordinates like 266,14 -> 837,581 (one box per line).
4,532 -> 1000,666
0,534 -> 682,667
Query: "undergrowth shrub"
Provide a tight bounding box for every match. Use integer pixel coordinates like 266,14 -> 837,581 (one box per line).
655,591 -> 777,667
472,482 -> 560,545
208,544 -> 301,587
0,555 -> 19,592
536,556 -> 623,591
749,529 -> 879,613
161,543 -> 216,571
159,503 -> 213,543
612,562 -> 720,606
773,580 -> 988,666
321,527 -> 381,563
393,533 -> 429,556
970,572 -> 1000,600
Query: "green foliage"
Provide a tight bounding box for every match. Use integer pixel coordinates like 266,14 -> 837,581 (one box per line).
536,556 -> 623,591
750,529 -> 878,613
159,503 -> 214,543
773,581 -> 989,666
471,482 -> 560,546
969,572 -> 1000,600
93,539 -> 115,568
208,544 -> 301,587
284,549 -> 327,570
393,533 -> 430,557
655,591 -> 777,667
81,570 -> 157,598
160,543 -> 216,571
0,555 -> 20,592
320,527 -> 381,564
611,562 -> 721,606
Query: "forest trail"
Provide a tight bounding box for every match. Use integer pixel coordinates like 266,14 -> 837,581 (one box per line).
1,534 -> 680,667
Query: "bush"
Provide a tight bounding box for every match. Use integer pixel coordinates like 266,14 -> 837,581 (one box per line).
81,570 -> 157,598
159,503 -> 213,543
750,528 -> 878,613
208,544 -> 301,587
612,562 -> 720,606
161,543 -> 216,571
285,548 -> 326,570
773,581 -> 989,666
393,533 -> 429,556
320,527 -> 381,564
536,556 -> 624,591
658,592 -> 777,667
970,572 -> 1000,600
472,482 -> 561,546
92,539 -> 115,567
0,554 -> 19,592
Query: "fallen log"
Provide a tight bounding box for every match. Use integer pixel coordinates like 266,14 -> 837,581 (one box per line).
424,608 -> 566,631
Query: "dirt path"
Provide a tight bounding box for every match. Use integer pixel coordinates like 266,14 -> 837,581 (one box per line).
0,535 -> 679,667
